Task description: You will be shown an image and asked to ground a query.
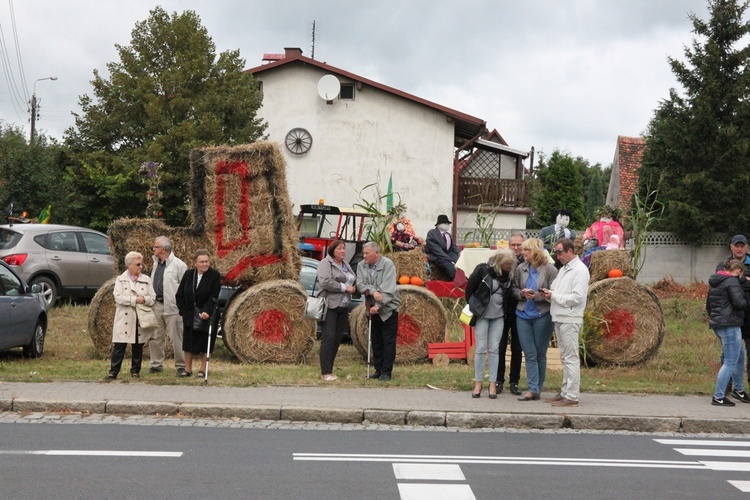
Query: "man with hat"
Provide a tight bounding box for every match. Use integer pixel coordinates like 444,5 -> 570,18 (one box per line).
716,234 -> 750,401
425,214 -> 460,280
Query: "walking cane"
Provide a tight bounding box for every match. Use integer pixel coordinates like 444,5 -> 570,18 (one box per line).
365,290 -> 373,379
203,301 -> 219,385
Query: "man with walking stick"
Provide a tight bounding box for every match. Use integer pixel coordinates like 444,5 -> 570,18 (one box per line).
357,242 -> 400,382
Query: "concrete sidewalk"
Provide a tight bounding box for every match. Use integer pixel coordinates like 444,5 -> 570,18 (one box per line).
0,381 -> 747,433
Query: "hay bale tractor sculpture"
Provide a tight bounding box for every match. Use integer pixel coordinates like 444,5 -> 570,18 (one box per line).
89,141 -> 448,364
88,142 -> 314,363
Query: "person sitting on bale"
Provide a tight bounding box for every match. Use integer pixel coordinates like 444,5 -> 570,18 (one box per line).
390,216 -> 422,251
424,214 -> 460,280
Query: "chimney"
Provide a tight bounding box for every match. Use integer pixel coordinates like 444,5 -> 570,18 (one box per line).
284,47 -> 303,58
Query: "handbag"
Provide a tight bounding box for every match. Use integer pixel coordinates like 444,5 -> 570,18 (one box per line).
136,303 -> 158,329
193,306 -> 209,332
459,304 -> 474,326
305,296 -> 328,321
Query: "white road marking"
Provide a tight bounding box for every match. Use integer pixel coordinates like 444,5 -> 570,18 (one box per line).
655,439 -> 750,447
0,450 -> 182,457
700,462 -> 750,472
294,453 -> 703,469
397,483 -> 476,500
675,448 -> 750,458
728,480 -> 750,492
393,463 -> 465,480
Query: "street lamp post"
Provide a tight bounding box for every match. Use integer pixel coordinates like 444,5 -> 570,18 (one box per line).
30,76 -> 58,142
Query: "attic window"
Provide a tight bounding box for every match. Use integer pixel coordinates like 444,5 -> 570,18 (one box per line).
340,83 -> 355,100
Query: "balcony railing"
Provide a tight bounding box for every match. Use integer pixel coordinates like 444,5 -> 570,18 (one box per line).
457,178 -> 528,209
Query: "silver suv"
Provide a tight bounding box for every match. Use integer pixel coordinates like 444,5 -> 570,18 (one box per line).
0,224 -> 114,307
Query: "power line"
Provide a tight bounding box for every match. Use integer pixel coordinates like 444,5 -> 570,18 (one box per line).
0,19 -> 26,120
8,0 -> 28,103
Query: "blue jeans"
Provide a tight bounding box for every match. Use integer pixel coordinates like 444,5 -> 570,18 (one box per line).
516,314 -> 554,395
474,317 -> 504,383
714,326 -> 745,399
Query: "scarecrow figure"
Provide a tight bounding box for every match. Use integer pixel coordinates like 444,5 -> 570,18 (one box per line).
390,216 -> 422,251
583,206 -> 624,250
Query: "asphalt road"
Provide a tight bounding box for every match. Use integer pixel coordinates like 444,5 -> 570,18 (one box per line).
2,421 -> 750,499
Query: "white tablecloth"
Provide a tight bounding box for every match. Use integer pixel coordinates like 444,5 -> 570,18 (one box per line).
455,248 -> 498,277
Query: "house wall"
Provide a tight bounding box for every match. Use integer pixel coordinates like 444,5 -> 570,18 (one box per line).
256,65 -> 457,238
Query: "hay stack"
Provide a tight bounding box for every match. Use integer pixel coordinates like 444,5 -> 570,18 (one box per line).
109,218 -> 209,274
189,142 -> 301,286
582,277 -> 665,366
588,250 -> 632,283
222,279 -> 315,363
429,263 -> 453,282
349,285 -> 447,363
87,278 -> 172,359
389,249 -> 428,282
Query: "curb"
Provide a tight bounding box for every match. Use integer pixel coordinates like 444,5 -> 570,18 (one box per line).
5,398 -> 748,434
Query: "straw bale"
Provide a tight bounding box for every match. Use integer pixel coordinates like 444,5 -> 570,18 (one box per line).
582,277 -> 665,366
189,142 -> 301,286
429,263 -> 453,282
588,250 -> 633,283
87,278 -> 172,359
349,285 -> 447,363
389,250 -> 428,282
574,233 -> 584,256
222,279 -> 315,363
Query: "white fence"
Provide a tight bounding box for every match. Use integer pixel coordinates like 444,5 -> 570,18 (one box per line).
456,229 -> 730,285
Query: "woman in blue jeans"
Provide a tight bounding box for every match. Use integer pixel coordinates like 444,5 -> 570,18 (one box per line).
707,258 -> 749,406
512,238 -> 558,401
465,248 -> 516,399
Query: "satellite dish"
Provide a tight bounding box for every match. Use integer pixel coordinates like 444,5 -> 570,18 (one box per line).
317,75 -> 341,103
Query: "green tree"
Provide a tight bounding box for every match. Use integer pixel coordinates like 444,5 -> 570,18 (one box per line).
584,167 -> 605,225
64,7 -> 266,229
0,124 -> 66,220
532,150 -> 585,229
639,0 -> 750,242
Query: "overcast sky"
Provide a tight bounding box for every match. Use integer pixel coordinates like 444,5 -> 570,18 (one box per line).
0,0 -> 715,167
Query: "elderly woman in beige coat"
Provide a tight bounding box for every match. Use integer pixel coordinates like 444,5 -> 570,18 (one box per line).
106,251 -> 156,379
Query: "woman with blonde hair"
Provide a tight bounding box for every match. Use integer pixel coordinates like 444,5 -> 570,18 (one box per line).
512,238 -> 558,401
465,248 -> 516,399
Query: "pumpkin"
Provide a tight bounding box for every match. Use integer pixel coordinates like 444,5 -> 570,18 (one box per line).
608,269 -> 624,279
409,276 -> 424,286
398,275 -> 411,285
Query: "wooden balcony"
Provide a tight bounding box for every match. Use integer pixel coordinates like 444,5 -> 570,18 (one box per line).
457,178 -> 528,209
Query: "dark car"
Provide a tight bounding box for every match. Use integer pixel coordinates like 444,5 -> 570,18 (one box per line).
0,261 -> 48,358
0,224 -> 114,307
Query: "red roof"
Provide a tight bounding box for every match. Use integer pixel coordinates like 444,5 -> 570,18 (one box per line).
615,135 -> 646,212
247,47 -> 486,141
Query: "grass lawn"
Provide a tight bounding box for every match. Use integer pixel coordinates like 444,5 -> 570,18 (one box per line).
0,293 -> 718,396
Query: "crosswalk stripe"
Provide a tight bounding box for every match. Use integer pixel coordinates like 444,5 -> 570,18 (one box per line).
675,448 -> 750,458
728,480 -> 750,492
393,463 -> 465,480
655,439 -> 750,447
397,483 -> 475,500
701,461 -> 750,472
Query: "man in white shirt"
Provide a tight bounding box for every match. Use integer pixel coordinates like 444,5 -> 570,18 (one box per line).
150,236 -> 188,376
539,237 -> 589,407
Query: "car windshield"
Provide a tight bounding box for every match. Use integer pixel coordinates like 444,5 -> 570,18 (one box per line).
0,229 -> 22,250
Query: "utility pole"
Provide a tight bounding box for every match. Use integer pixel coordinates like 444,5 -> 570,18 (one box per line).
30,76 -> 57,142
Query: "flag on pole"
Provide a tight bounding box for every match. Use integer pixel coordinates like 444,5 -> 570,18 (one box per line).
38,204 -> 52,224
386,173 -> 393,213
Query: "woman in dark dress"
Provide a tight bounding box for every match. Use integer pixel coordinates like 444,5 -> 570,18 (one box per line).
176,249 -> 221,378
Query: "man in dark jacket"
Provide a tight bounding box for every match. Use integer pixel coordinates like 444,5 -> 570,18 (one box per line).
496,232 -> 524,395
716,235 -> 750,388
425,214 -> 460,280
707,258 -> 749,406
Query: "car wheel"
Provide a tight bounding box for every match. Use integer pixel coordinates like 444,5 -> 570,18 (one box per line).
23,320 -> 46,358
31,276 -> 57,308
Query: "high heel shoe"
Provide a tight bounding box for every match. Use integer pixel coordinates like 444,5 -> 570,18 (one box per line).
488,383 -> 498,399
472,383 -> 482,398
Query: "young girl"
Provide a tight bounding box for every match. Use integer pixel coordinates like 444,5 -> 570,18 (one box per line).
706,259 -> 749,406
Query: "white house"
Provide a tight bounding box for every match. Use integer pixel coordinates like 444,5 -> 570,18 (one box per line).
248,47 -> 530,238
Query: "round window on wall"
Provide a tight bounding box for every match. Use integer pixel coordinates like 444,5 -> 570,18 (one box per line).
285,128 -> 312,155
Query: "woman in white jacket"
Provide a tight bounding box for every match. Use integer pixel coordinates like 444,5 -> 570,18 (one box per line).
106,251 -> 156,379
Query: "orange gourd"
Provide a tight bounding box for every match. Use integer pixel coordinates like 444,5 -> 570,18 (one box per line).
398,275 -> 411,285
409,276 -> 424,286
608,269 -> 623,278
